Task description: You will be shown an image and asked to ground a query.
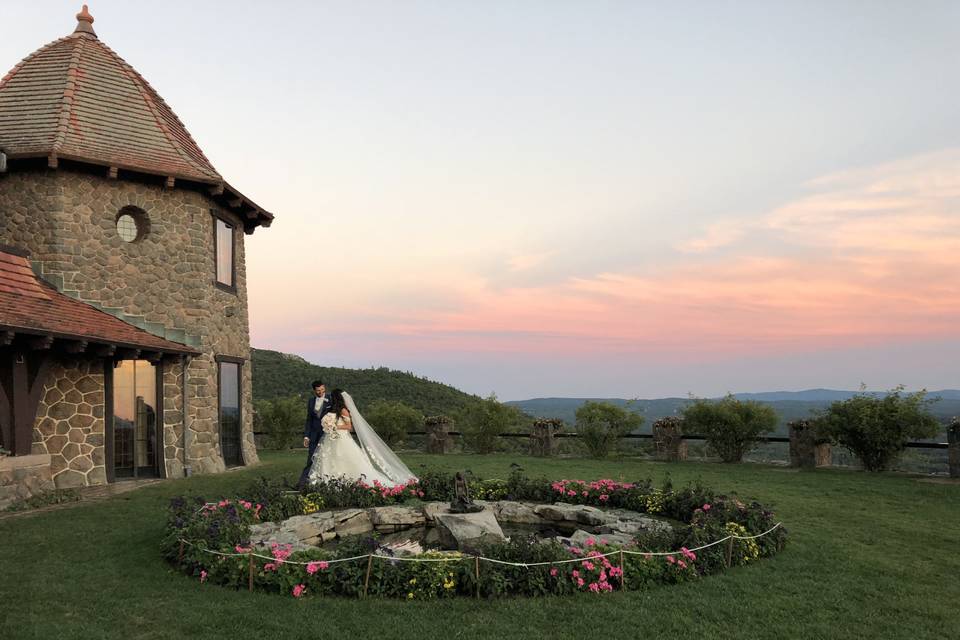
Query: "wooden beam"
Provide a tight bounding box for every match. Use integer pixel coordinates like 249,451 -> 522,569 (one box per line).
10,351 -> 52,456
0,362 -> 11,453
208,184 -> 224,196
63,340 -> 88,354
165,176 -> 176,189
27,335 -> 54,350
0,331 -> 14,346
47,154 -> 58,169
228,197 -> 243,208
115,348 -> 141,360
108,166 -> 118,179
143,351 -> 162,364
91,344 -> 116,358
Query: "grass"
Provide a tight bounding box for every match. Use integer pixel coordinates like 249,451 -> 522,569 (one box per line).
1,450 -> 958,640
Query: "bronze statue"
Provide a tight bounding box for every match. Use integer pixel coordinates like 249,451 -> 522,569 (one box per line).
449,471 -> 484,513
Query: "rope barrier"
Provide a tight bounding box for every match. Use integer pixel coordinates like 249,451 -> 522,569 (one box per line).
176,522 -> 782,568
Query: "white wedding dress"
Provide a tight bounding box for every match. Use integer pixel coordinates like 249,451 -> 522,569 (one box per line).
306,392 -> 417,487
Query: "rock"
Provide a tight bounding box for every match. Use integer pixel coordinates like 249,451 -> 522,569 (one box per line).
334,509 -> 374,536
422,502 -> 451,522
533,503 -> 581,522
368,505 -> 425,530
435,511 -> 507,550
494,501 -> 544,525
283,512 -> 337,545
567,529 -> 634,548
572,505 -> 616,526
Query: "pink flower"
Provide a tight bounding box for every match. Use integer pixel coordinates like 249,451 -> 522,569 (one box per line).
588,582 -> 600,593
577,577 -> 585,587
702,503 -> 711,511
584,537 -> 596,547
666,555 -> 675,564
306,562 -> 322,575
599,494 -> 609,502
600,538 -> 608,545
292,584 -> 306,598
263,562 -> 277,572
677,560 -> 687,569
234,544 -> 251,553
200,570 -> 207,583
567,490 -> 576,497
582,561 -> 595,571
549,568 -> 558,577
571,570 -> 580,578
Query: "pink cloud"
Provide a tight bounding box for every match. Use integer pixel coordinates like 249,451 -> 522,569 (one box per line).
348,150 -> 960,357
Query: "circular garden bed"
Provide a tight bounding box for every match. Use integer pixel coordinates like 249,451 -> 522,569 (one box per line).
162,470 -> 787,599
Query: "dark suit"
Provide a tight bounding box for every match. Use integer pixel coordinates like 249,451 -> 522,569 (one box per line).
298,395 -> 333,488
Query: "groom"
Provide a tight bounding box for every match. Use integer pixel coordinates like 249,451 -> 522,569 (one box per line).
297,379 -> 334,489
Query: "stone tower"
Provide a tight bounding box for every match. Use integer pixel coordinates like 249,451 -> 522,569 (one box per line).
0,6 -> 274,502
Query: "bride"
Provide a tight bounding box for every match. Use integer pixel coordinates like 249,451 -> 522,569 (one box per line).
306,389 -> 417,486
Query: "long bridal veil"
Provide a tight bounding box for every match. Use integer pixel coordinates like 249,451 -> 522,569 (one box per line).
342,392 -> 418,484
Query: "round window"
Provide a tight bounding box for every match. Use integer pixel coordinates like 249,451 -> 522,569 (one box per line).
115,207 -> 149,243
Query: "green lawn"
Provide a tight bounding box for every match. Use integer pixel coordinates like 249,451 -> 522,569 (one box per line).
1,451 -> 958,640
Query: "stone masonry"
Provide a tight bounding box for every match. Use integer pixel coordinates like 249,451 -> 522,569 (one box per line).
0,168 -> 259,482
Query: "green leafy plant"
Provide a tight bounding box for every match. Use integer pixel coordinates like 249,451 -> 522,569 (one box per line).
681,395 -> 777,463
458,394 -> 528,454
813,387 -> 941,471
252,396 -> 304,450
575,401 -> 644,458
364,400 -> 424,447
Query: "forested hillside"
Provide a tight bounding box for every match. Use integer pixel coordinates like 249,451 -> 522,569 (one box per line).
251,348 -> 481,416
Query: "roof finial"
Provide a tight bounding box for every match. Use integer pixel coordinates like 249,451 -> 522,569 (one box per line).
74,5 -> 97,37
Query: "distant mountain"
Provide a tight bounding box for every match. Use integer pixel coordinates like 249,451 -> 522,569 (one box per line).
251,348 -> 481,416
506,390 -> 960,434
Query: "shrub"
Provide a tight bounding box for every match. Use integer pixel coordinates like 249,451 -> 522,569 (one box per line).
364,400 -> 424,447
681,395 -> 777,463
575,401 -> 643,458
813,387 -> 941,472
458,394 -> 527,454
253,396 -> 304,450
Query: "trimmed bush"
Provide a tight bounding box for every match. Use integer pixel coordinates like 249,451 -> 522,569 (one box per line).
681,395 -> 777,463
575,401 -> 644,459
363,400 -> 424,447
814,387 -> 941,472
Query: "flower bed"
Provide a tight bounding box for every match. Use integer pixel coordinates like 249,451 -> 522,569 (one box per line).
162,470 -> 787,599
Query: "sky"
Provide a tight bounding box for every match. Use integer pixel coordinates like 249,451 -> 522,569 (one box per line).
3,1 -> 960,400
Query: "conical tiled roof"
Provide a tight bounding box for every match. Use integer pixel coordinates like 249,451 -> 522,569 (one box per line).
0,6 -> 221,183
0,7 -> 272,225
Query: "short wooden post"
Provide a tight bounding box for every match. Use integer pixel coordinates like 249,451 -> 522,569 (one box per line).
725,537 -> 734,568
248,553 -> 254,592
363,555 -> 373,598
474,556 -> 481,599
948,420 -> 960,479
178,540 -> 184,563
619,550 -> 625,590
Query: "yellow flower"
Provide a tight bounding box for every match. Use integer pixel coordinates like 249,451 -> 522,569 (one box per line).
409,578 -> 417,585
407,592 -> 414,599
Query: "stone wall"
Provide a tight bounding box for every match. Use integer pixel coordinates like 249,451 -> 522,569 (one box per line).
0,167 -> 259,476
30,360 -> 106,488
0,453 -> 55,510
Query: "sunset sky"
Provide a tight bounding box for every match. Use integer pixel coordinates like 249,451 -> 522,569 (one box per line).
4,2 -> 960,399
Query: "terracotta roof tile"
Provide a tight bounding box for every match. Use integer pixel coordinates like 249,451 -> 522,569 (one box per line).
0,26 -> 222,183
0,249 -> 198,355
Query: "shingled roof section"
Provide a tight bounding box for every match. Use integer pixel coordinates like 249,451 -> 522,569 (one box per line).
0,6 -> 273,226
0,247 -> 198,355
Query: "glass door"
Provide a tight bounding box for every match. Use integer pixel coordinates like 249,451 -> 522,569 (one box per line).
113,360 -> 159,479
